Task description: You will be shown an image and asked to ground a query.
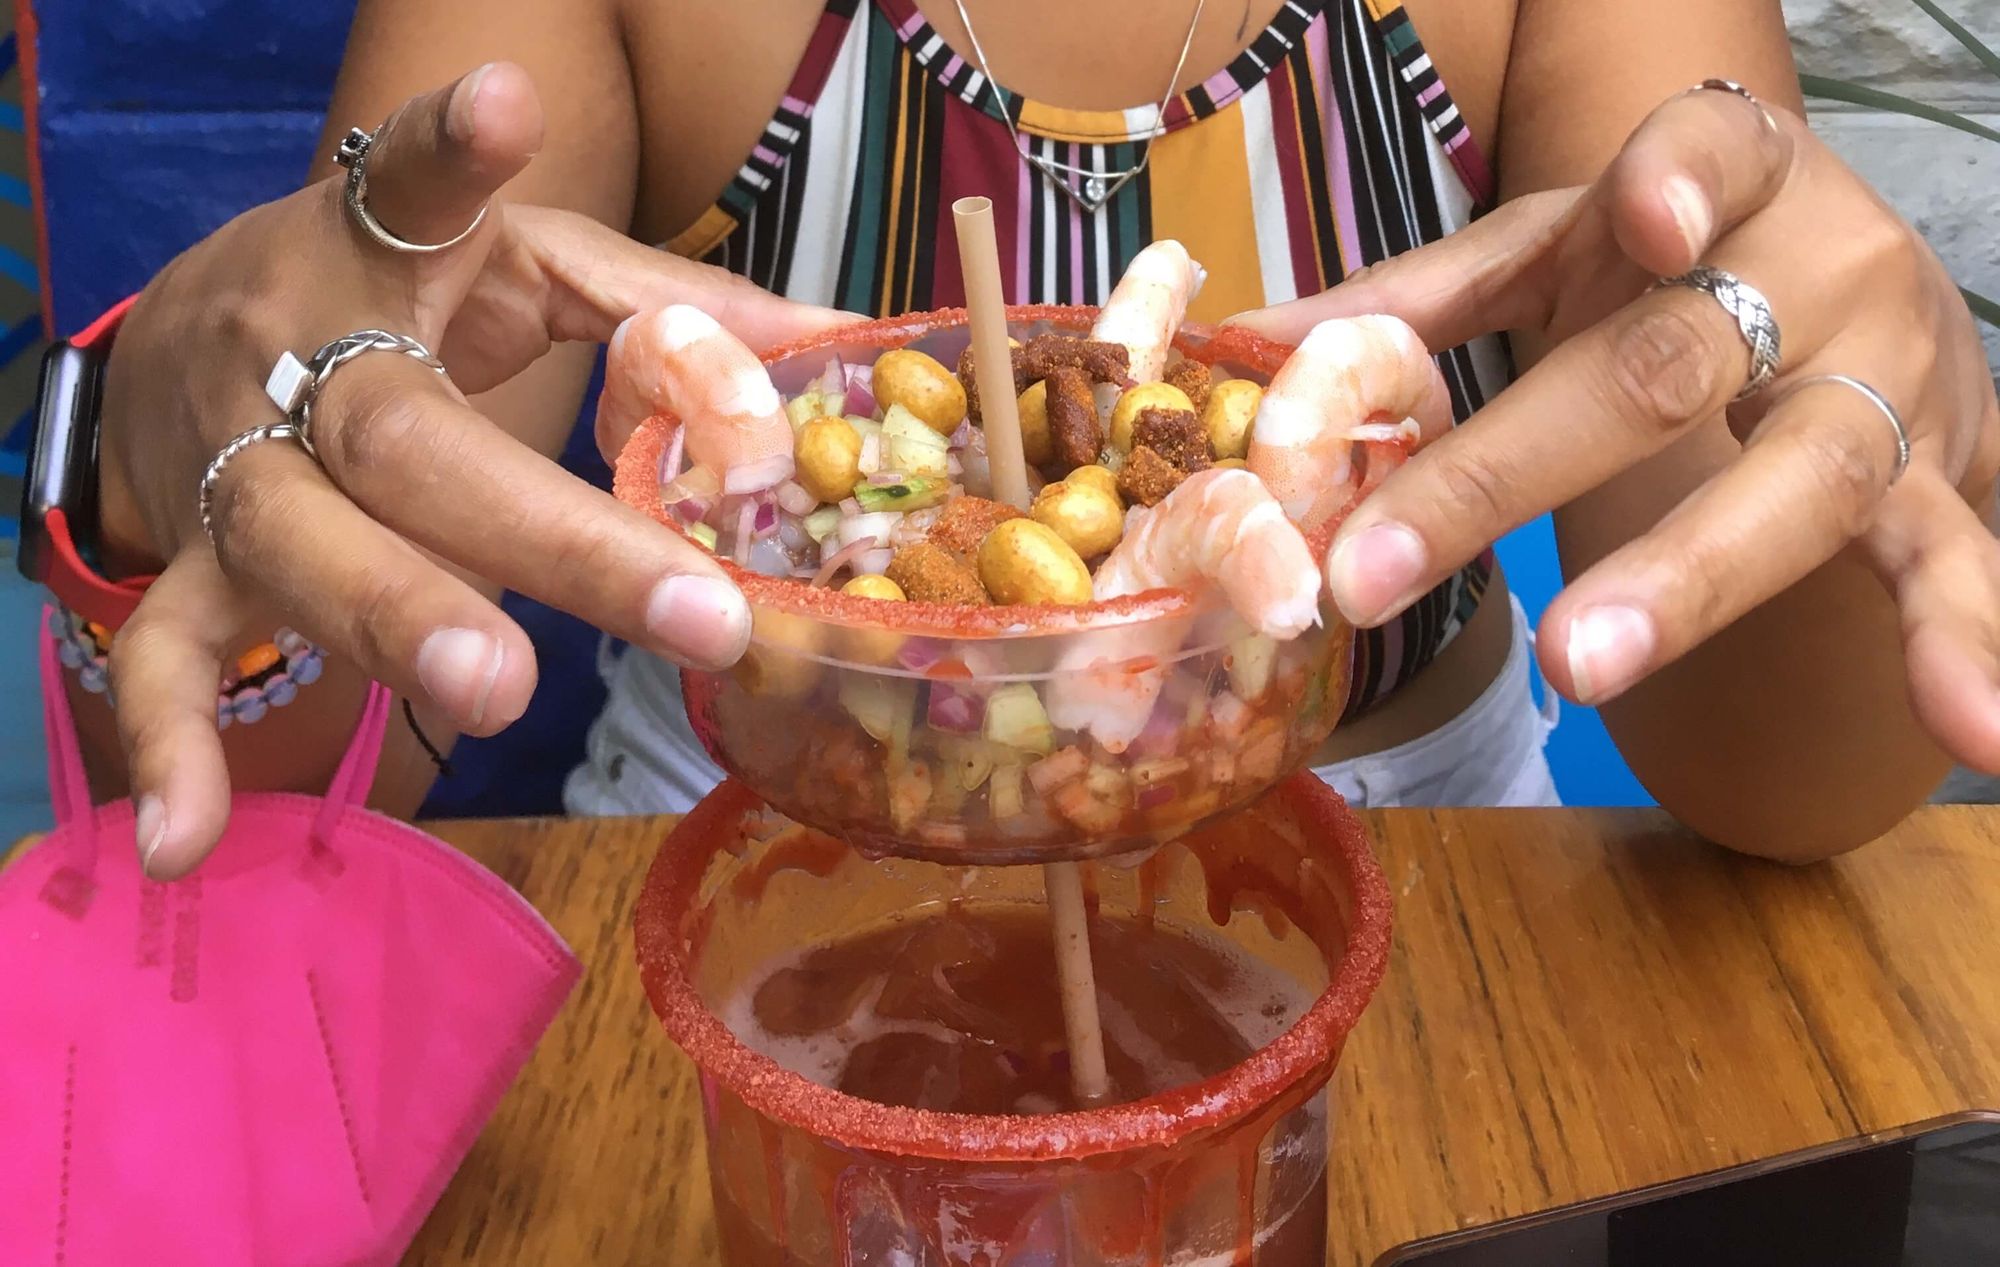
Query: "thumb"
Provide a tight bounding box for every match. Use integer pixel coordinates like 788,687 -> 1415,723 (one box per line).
343,62 -> 544,250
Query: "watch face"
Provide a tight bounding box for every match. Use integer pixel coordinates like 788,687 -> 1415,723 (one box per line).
19,340 -> 103,585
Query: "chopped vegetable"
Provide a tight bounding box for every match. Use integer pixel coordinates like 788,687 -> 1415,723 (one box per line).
882,404 -> 951,478
983,683 -> 1056,755
888,760 -> 933,834
784,389 -> 838,432
1227,634 -> 1278,701
1028,745 -> 1090,794
802,506 -> 843,543
855,476 -> 952,514
839,674 -> 916,744
687,522 -> 719,552
989,764 -> 1026,819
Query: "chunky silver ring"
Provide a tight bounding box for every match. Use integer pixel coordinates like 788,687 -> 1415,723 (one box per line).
1657,264 -> 1784,400
200,423 -> 306,546
1782,373 -> 1912,484
334,126 -> 488,254
1684,78 -> 1779,134
265,330 -> 449,459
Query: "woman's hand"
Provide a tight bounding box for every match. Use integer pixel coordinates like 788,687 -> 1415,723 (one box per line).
1232,85 -> 2000,780
99,64 -> 849,876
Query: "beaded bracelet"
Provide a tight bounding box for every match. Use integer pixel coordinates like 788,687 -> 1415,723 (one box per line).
49,605 -> 327,730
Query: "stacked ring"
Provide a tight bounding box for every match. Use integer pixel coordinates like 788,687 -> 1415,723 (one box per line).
50,605 -> 327,728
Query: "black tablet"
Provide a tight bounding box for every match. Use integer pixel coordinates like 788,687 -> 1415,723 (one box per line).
1376,1112 -> 2000,1267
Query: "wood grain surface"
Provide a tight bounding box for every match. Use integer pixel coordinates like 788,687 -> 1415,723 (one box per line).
403,806 -> 2000,1265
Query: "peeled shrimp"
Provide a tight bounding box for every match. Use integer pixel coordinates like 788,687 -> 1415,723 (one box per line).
1045,468 -> 1320,751
1247,314 -> 1451,531
597,304 -> 795,495
1091,240 -> 1208,385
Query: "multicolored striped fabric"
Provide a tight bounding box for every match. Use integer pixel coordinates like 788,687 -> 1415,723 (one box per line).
667,0 -> 1510,718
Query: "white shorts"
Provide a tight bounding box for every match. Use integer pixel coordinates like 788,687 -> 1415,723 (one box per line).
564,597 -> 1561,817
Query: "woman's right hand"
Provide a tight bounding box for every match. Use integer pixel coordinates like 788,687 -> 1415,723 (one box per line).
97,64 -> 849,877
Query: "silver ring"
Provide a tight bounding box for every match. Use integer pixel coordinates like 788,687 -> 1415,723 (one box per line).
334,126 -> 488,254
1781,373 -> 1912,484
265,330 -> 449,459
1657,264 -> 1783,400
1685,78 -> 1779,133
200,423 -> 306,545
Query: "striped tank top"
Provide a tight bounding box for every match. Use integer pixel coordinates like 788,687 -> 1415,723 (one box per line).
667,0 -> 1510,717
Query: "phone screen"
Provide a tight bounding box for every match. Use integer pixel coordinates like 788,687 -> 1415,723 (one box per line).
1379,1116 -> 2000,1267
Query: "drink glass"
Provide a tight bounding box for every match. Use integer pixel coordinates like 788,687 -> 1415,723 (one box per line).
613,306 -> 1392,866
634,773 -> 1392,1266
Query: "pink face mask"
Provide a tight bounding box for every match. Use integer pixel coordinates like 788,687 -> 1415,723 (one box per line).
0,623 -> 580,1266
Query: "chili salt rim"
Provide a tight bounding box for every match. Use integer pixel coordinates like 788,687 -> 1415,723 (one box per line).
632,774 -> 1393,1163
611,305 -> 1349,640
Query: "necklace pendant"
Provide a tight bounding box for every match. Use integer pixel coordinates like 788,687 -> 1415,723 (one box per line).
1083,174 -> 1108,205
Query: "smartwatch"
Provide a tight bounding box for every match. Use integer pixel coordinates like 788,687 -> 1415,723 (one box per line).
16,295 -> 151,629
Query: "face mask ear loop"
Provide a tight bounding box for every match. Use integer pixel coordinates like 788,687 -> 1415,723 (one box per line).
311,683 -> 395,855
38,616 -> 104,915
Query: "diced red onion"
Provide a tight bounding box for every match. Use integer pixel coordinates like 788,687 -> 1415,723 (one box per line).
948,419 -> 973,448
810,356 -> 845,398
858,433 -> 883,477
844,369 -> 876,417
1129,706 -> 1182,759
866,471 -> 906,487
753,501 -> 780,536
840,497 -> 862,516
811,535 -> 878,587
947,453 -> 964,477
660,464 -> 721,507
774,479 -> 818,516
896,638 -> 945,671
854,548 -> 893,575
670,497 -> 712,526
1137,784 -> 1177,810
927,685 -> 983,733
657,425 -> 686,484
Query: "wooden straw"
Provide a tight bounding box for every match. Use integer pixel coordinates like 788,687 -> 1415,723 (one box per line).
952,195 -> 1111,1107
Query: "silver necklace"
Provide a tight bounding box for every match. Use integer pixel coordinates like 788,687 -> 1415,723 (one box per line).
950,0 -> 1208,214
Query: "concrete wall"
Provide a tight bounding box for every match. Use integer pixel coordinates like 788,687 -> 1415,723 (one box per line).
1787,0 -> 2000,369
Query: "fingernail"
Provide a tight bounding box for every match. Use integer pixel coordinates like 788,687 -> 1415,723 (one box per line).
448,63 -> 497,144
646,573 -> 752,669
1567,605 -> 1657,705
1661,176 -> 1712,258
1325,522 -> 1427,626
416,627 -> 505,728
135,795 -> 168,871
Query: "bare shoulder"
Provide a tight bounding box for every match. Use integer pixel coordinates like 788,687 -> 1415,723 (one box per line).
619,0 -> 829,242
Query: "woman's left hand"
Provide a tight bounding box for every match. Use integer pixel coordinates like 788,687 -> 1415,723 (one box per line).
1231,83 -> 2000,776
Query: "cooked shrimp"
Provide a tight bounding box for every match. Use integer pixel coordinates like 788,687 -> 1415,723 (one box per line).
1247,314 -> 1451,530
1091,240 -> 1207,385
1045,468 -> 1320,750
597,305 -> 795,494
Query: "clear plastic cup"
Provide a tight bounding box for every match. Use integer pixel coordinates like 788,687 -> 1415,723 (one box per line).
633,773 -> 1392,1266
614,306 -> 1393,865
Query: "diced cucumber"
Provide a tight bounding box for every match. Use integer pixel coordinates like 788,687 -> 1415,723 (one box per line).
882,404 -> 950,478
854,476 -> 951,514
1227,634 -> 1279,701
983,683 -> 1055,755
840,674 -> 916,744
802,506 -> 843,543
784,390 -> 835,432
989,763 -> 1026,819
686,522 -> 719,552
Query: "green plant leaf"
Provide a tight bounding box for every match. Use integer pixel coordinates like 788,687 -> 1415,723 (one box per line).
1961,286 -> 2000,331
1799,74 -> 2000,144
1908,0 -> 2000,83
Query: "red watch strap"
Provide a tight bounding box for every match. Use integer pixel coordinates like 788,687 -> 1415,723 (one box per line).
72,294 -> 136,351
43,294 -> 152,629
45,508 -> 153,628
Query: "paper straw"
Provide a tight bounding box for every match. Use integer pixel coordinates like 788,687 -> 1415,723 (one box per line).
951,194 -> 1110,1106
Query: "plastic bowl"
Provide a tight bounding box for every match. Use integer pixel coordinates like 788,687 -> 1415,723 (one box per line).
614,306 -> 1368,865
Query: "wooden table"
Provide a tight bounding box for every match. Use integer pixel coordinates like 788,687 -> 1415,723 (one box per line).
405,807 -> 2000,1265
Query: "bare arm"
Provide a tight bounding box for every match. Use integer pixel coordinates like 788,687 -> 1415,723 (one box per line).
1497,0 -> 1952,857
